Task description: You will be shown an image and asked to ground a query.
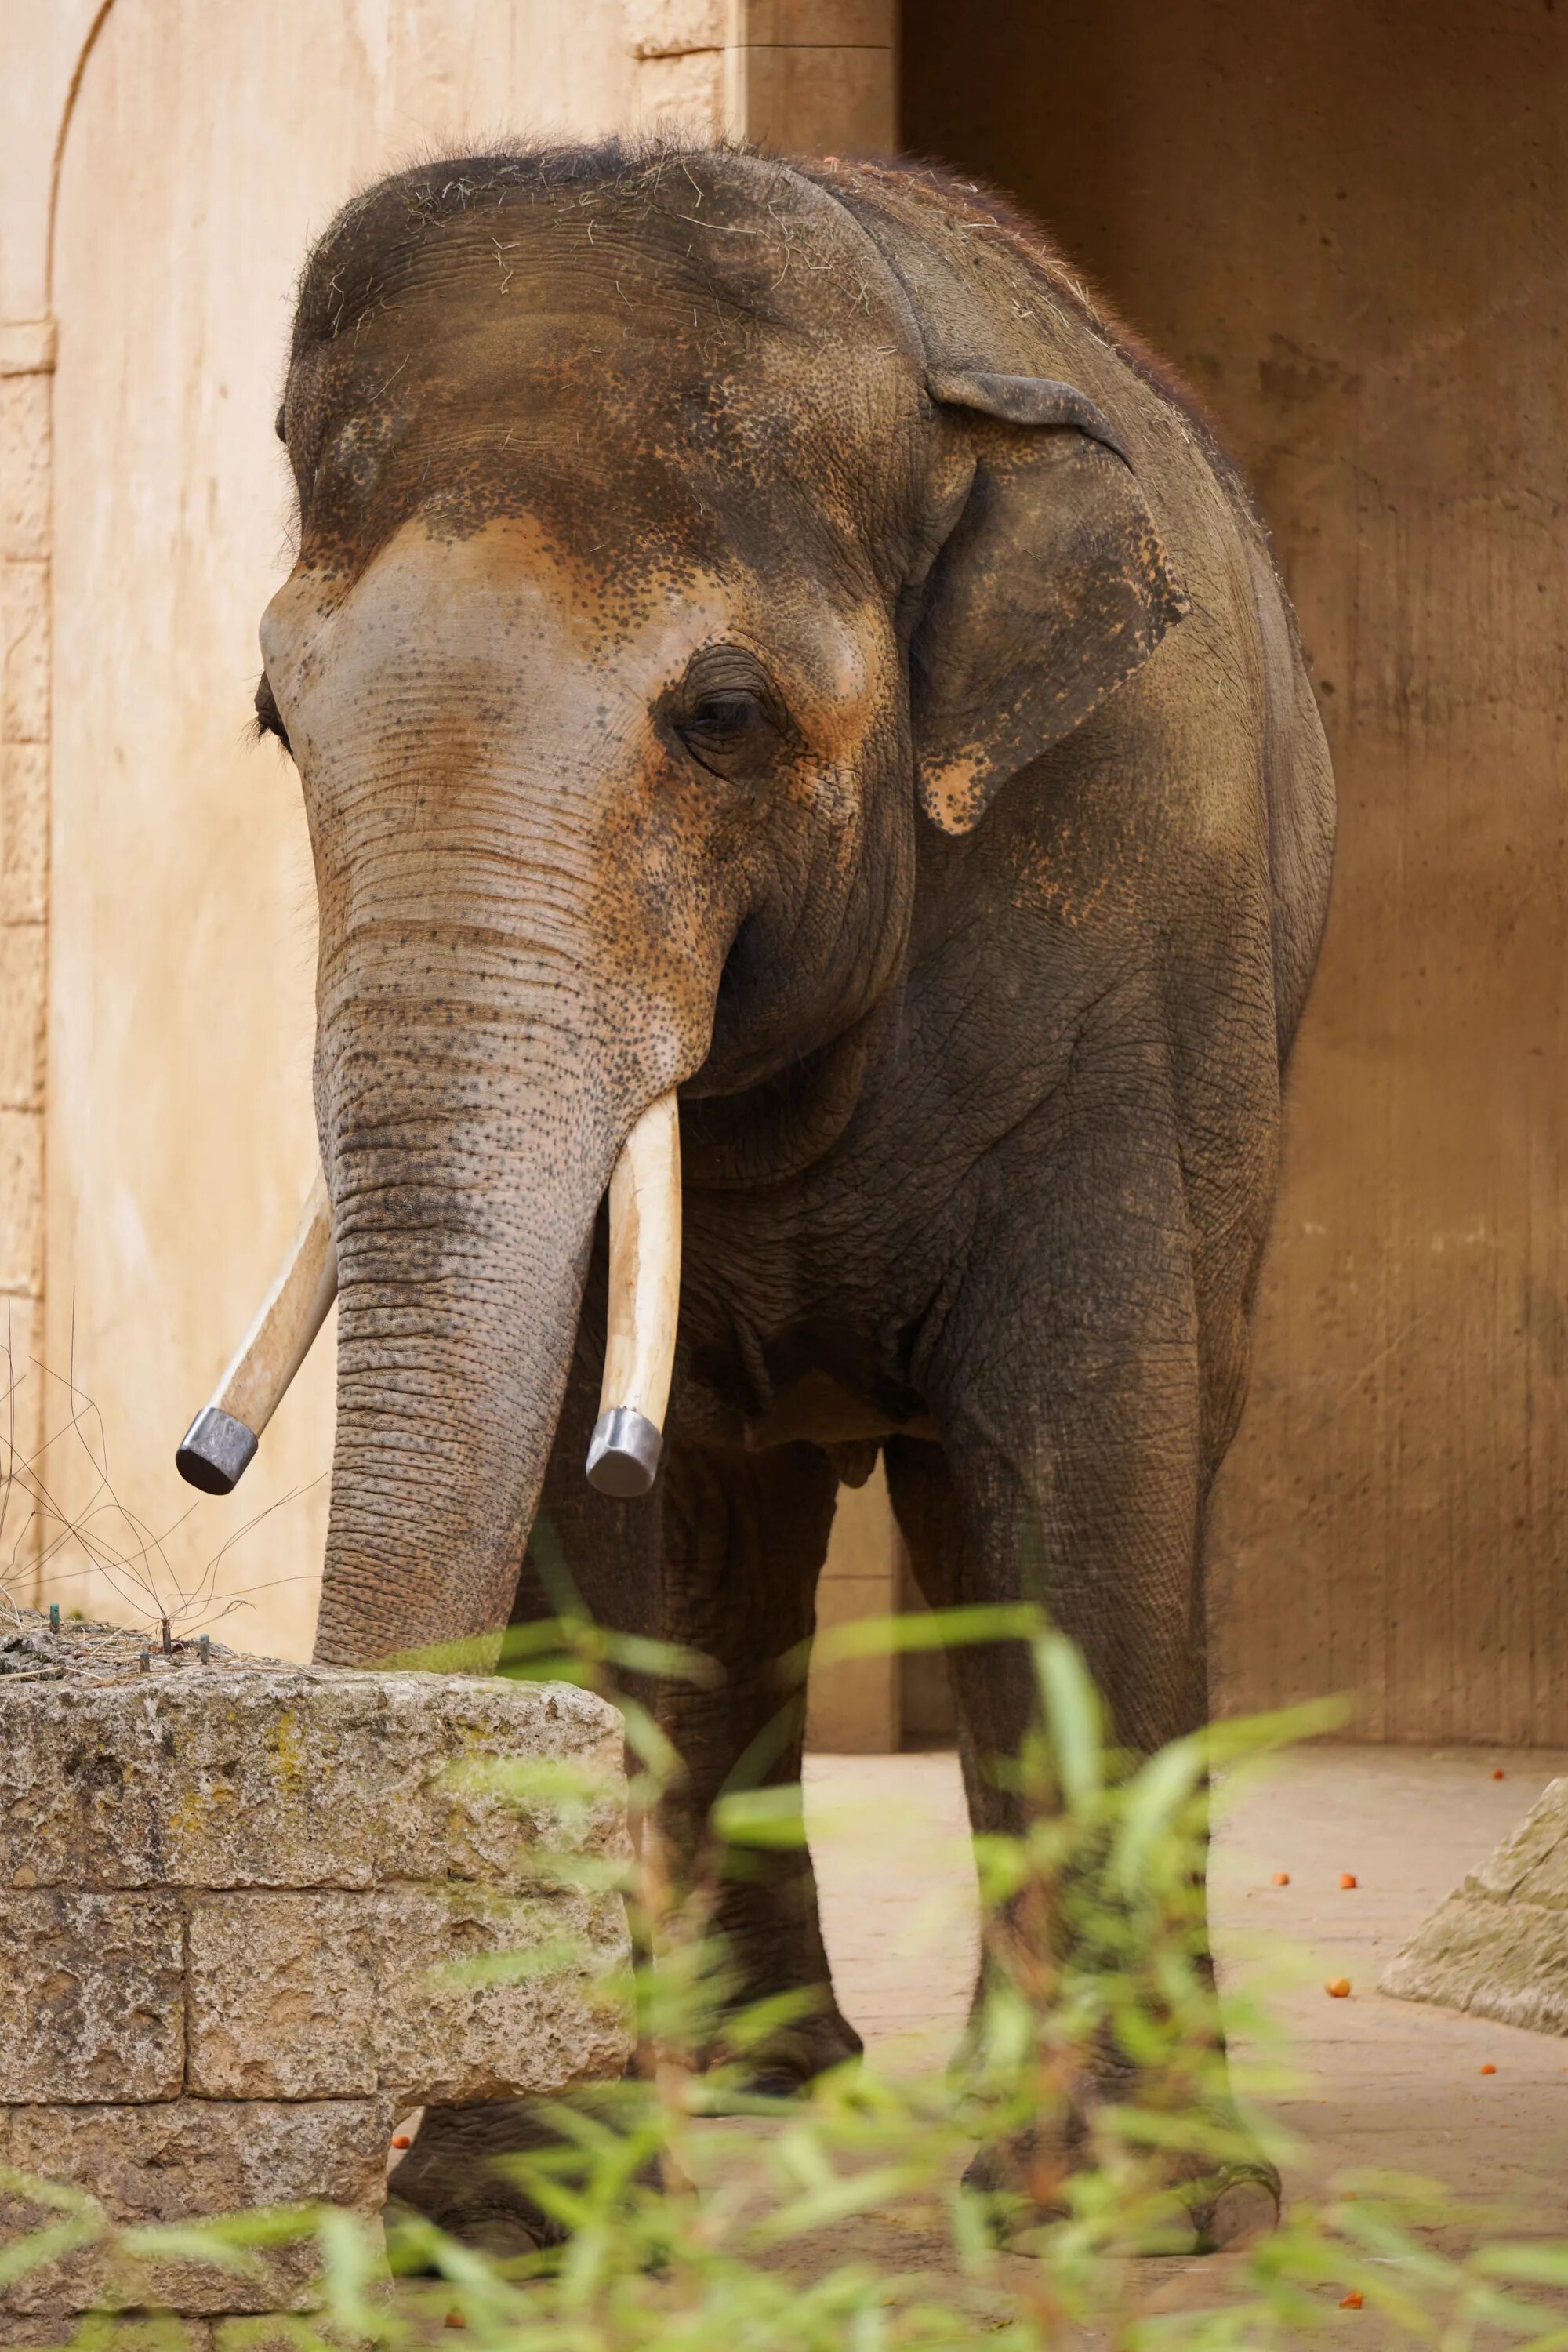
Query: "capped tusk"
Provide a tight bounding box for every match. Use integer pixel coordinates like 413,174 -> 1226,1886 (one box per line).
586,1092 -> 681,1498
176,1170 -> 338,1494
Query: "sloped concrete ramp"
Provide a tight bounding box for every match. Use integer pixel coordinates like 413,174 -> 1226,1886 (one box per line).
1381,1774 -> 1568,2033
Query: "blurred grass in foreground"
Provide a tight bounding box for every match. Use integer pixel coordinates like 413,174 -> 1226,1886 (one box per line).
7,1607 -> 1568,2351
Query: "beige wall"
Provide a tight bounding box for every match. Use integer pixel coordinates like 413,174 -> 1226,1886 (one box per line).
3,0 -> 898,1693
903,0 -> 1568,1741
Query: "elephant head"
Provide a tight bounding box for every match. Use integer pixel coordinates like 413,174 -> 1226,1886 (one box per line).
253,145 -> 1183,1666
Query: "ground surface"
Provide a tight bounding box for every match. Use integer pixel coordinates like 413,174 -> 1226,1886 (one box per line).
790,1743 -> 1568,2313
806,1744 -> 1568,2201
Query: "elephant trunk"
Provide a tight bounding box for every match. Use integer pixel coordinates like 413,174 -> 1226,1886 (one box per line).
312,974 -> 664,1668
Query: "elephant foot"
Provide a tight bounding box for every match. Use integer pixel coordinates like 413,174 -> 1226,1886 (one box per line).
963,2131 -> 1280,2258
386,2099 -> 571,2264
706,1994 -> 865,2098
1189,2165 -> 1282,2250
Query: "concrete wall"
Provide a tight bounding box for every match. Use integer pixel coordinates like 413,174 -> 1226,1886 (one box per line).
902,0 -> 1568,1741
2,0 -> 898,1695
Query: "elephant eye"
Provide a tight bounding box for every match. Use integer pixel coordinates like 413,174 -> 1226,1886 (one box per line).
253,670 -> 292,755
677,688 -> 777,778
687,691 -> 763,745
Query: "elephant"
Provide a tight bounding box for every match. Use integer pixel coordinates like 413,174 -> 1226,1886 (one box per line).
253,140 -> 1334,2252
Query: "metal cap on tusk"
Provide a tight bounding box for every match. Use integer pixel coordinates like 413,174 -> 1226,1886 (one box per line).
175,1169 -> 338,1494
586,1092 -> 681,1500
176,1406 -> 260,1496
586,1406 -> 663,1497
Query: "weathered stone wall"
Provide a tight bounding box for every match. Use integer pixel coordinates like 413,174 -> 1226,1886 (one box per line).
0,1617 -> 631,2336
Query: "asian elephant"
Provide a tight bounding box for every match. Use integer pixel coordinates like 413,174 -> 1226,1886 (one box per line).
256,140 -> 1334,2251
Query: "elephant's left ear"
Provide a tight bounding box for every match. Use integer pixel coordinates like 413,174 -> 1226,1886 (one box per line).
913,368 -> 1189,836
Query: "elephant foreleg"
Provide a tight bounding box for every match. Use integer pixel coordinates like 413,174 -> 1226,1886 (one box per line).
391,1327 -> 666,2256
885,1133 -> 1275,2251
656,1437 -> 863,2089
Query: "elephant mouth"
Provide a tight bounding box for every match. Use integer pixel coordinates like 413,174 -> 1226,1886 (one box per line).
175,1092 -> 684,1505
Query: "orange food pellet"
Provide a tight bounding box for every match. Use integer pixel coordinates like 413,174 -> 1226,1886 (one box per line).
445,2315 -> 466,2332
1339,1872 -> 1358,1889
1480,2063 -> 1497,2076
1340,2292 -> 1363,2310
1272,1871 -> 1290,1886
391,2133 -> 412,2150
1493,1768 -> 1506,1780
1326,1977 -> 1352,1998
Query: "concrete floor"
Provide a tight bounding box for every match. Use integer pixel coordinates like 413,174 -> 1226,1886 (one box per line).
796,1744 -> 1568,2301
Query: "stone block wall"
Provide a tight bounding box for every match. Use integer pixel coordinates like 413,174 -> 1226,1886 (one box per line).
0,1617 -> 633,2342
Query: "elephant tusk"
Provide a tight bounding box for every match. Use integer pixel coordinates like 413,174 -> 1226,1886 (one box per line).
174,1100 -> 678,1504
585,1091 -> 681,1498
175,1170 -> 338,1494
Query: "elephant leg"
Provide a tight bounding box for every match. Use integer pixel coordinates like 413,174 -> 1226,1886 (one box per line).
656,1436 -> 863,2089
881,1431 -> 1014,1860
884,1180 -> 1276,2252
509,1310 -> 670,1651
393,1328 -> 666,2258
395,1365 -> 853,2251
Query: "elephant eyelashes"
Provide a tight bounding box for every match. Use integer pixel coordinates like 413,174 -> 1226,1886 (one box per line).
676,688 -> 779,780
252,670 -> 292,756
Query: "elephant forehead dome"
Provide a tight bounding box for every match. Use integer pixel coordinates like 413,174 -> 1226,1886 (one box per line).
290,139 -> 917,369
281,141 -> 924,582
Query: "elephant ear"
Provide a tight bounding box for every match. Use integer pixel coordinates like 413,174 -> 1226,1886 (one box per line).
913,368 -> 1189,836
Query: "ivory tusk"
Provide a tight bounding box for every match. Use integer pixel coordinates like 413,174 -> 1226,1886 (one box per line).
176,1170 -> 338,1494
585,1091 -> 681,1498
175,1098 -> 677,1504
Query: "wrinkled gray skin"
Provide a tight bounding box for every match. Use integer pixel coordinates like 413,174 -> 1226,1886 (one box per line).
256,142 -> 1334,2250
